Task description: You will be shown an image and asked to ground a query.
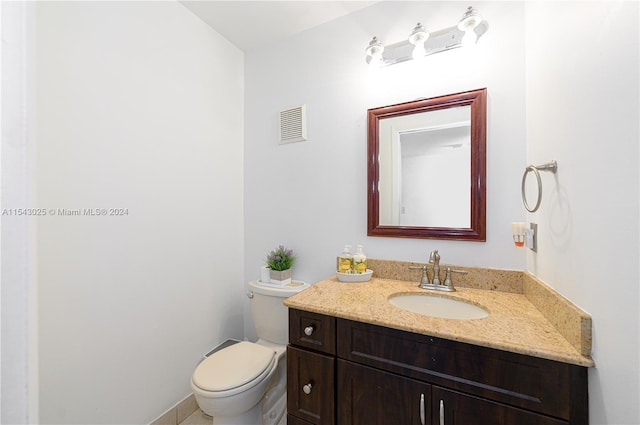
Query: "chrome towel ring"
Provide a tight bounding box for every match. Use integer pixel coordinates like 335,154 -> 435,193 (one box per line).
521,160 -> 558,212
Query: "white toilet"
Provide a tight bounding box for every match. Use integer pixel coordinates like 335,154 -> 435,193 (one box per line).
191,280 -> 310,425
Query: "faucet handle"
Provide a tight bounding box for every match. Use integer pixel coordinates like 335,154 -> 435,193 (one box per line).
409,265 -> 430,286
442,267 -> 467,290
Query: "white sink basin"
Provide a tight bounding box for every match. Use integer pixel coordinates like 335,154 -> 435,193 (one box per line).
388,293 -> 489,320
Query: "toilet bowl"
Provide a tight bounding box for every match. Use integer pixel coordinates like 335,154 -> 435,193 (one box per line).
191,340 -> 284,423
191,280 -> 309,424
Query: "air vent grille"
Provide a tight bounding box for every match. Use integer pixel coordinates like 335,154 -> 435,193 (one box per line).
279,105 -> 307,144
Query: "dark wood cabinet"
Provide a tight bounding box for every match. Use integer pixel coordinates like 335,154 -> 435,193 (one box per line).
287,346 -> 335,425
287,309 -> 588,425
289,309 -> 336,354
432,386 -> 567,425
286,414 -> 315,425
338,360 -> 431,425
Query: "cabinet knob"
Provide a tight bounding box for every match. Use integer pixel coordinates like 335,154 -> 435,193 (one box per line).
302,383 -> 313,394
304,325 -> 314,336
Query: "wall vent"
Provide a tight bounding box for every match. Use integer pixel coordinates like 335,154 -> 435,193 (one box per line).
279,105 -> 307,144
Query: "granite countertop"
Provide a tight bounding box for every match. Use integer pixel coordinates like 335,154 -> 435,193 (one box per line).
284,273 -> 594,368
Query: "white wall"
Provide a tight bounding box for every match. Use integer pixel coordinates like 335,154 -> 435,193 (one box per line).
243,1 -> 527,338
525,2 -> 639,424
401,143 -> 470,227
1,2 -> 38,423
35,2 -> 244,423
244,2 -> 640,423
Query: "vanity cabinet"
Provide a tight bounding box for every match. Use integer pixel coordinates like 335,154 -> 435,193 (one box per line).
287,309 -> 588,425
287,310 -> 336,425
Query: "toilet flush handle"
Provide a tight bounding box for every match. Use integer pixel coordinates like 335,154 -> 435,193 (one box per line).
246,291 -> 254,299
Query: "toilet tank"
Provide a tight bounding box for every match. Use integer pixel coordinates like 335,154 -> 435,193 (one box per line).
248,280 -> 310,345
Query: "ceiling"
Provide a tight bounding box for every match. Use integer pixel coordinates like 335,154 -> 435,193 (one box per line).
180,1 -> 378,51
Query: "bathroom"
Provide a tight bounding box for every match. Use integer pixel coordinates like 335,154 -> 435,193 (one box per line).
1,1 -> 638,424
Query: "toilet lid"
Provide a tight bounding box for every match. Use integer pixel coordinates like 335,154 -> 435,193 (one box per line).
192,341 -> 276,392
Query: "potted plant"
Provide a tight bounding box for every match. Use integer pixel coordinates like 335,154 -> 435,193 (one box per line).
265,245 -> 295,284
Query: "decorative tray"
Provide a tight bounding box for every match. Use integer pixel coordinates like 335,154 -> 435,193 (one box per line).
336,269 -> 373,283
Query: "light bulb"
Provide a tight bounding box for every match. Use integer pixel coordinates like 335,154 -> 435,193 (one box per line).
458,6 -> 482,48
461,30 -> 478,47
369,49 -> 383,68
408,23 -> 429,61
366,36 -> 384,67
412,43 -> 426,60
458,7 -> 482,32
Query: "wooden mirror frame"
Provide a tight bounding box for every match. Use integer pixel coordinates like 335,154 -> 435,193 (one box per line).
367,88 -> 487,240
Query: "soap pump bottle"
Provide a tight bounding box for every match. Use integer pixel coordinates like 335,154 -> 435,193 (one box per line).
353,245 -> 367,274
338,245 -> 353,274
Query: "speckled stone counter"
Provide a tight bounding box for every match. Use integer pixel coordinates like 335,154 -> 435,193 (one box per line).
284,260 -> 594,368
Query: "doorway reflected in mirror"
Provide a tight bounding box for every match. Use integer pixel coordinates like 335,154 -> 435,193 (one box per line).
367,88 -> 486,240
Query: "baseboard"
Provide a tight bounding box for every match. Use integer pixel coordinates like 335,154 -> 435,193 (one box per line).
149,393 -> 199,425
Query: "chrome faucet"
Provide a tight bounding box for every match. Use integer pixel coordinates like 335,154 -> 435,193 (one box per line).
429,250 -> 441,285
408,249 -> 467,292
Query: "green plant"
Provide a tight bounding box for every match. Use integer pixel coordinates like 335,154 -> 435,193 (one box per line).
266,245 -> 295,271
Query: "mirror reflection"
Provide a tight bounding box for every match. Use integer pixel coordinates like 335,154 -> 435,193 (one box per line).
367,88 -> 486,240
378,106 -> 471,228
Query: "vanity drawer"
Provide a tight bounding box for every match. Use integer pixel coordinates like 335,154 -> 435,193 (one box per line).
287,346 -> 335,425
337,318 -> 586,421
289,309 -> 336,355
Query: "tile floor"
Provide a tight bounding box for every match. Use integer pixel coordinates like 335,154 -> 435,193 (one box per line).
179,409 -> 210,425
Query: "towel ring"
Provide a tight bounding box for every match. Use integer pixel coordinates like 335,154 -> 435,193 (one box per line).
521,160 -> 557,212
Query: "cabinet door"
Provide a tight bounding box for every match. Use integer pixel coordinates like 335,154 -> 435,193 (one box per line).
287,413 -> 315,425
338,360 -> 432,425
432,387 -> 567,425
287,346 -> 335,425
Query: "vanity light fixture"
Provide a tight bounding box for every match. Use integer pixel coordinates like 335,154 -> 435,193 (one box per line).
365,6 -> 488,67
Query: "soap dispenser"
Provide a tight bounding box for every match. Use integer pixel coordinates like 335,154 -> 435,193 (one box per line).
353,245 -> 367,274
338,245 -> 353,274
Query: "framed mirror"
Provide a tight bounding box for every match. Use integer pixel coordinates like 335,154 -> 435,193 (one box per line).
367,88 -> 486,240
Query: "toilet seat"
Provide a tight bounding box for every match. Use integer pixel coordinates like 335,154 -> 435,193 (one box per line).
192,341 -> 276,398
